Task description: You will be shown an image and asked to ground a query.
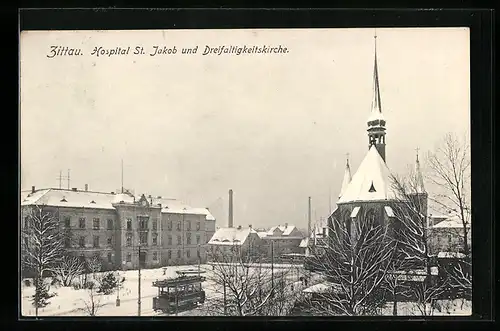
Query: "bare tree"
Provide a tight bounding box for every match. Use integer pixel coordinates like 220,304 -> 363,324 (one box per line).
80,255 -> 105,316
427,132 -> 471,256
390,172 -> 449,316
21,205 -> 64,316
305,213 -> 395,316
202,246 -> 302,316
54,254 -> 84,287
80,281 -> 104,316
382,258 -> 412,316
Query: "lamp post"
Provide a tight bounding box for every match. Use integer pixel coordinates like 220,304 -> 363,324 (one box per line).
138,243 -> 142,316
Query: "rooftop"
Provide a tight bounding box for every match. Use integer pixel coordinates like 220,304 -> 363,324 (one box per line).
337,145 -> 397,204
208,227 -> 256,246
20,188 -> 215,220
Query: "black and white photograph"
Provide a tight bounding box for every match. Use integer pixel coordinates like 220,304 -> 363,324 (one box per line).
20,27 -> 472,317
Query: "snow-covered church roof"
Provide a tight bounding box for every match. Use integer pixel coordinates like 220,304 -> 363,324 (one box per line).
337,145 -> 397,204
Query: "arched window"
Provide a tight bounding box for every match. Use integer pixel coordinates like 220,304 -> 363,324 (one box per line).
365,209 -> 377,229
343,210 -> 351,234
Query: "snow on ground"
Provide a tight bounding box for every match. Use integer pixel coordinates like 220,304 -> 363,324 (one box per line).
21,265 -> 213,317
21,264 -> 470,317
21,263 -> 305,317
379,299 -> 472,316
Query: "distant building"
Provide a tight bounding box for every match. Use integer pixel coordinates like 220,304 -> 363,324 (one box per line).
207,225 -> 263,261
427,212 -> 471,255
303,219 -> 329,256
21,186 -> 215,271
261,223 -> 304,257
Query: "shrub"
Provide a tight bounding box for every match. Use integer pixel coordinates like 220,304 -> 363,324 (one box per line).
31,279 -> 55,308
97,272 -> 123,295
83,281 -> 96,290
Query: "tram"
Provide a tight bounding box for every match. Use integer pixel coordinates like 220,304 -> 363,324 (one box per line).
152,275 -> 206,314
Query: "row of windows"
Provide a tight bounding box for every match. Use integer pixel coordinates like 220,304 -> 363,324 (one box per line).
62,216 -> 115,230
125,232 -> 159,246
164,234 -> 201,246
51,216 -> 202,232
165,220 -> 201,231
73,236 -> 114,248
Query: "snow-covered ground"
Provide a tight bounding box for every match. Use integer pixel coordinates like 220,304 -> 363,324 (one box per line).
21,264 -> 471,317
21,264 -> 305,317
379,299 -> 472,316
21,265 -> 215,317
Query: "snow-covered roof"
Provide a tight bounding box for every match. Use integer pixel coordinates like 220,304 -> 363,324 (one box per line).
299,237 -> 309,248
257,231 -> 268,239
432,213 -> 470,229
337,145 -> 397,204
208,227 -> 255,246
437,252 -> 466,259
21,188 -> 215,220
338,159 -> 352,199
303,282 -> 341,294
267,224 -> 299,237
384,206 -> 395,217
21,188 -> 117,210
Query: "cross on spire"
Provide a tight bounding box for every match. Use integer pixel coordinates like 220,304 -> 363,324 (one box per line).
415,147 -> 420,162
346,153 -> 350,165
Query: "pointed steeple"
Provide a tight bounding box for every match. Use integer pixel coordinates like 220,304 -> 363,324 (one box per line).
339,154 -> 352,199
367,30 -> 387,162
370,31 -> 383,117
415,147 -> 426,193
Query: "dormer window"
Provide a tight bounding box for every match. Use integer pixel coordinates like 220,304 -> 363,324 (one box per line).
369,182 -> 376,193
60,196 -> 67,202
90,200 -> 96,204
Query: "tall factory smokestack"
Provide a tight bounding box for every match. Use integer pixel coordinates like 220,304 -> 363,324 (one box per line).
308,196 -> 312,238
228,189 -> 234,228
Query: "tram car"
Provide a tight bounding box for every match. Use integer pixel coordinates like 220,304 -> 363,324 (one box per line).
152,275 -> 206,314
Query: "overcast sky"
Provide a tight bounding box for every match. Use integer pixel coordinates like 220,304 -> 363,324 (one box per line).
20,28 -> 470,230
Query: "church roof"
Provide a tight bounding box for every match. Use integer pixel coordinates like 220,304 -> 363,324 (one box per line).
338,158 -> 352,199
337,145 -> 397,204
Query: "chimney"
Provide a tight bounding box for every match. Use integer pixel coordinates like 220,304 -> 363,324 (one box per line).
237,225 -> 242,230
249,224 -> 252,229
322,227 -> 326,237
31,186 -> 35,194
285,223 -> 288,228
72,188 -> 77,191
228,189 -> 234,228
85,184 -> 88,192
308,197 -> 312,238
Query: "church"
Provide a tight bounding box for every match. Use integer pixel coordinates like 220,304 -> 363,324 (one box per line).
325,34 -> 428,244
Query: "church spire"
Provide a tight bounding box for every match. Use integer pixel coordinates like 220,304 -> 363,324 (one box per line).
371,30 -> 382,115
367,30 -> 387,162
415,147 -> 426,193
339,153 -> 352,199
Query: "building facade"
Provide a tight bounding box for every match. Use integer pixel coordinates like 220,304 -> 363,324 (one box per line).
207,225 -> 263,261
20,187 -> 216,271
427,213 -> 471,255
261,224 -> 304,257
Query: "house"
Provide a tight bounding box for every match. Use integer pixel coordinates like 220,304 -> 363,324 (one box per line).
427,212 -> 471,255
261,223 -> 304,258
207,225 -> 263,261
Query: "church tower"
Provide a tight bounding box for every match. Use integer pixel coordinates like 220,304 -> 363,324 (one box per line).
338,155 -> 352,200
367,33 -> 387,162
409,149 -> 428,220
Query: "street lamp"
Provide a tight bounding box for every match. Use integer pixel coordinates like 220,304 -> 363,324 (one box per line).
138,242 -> 142,316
